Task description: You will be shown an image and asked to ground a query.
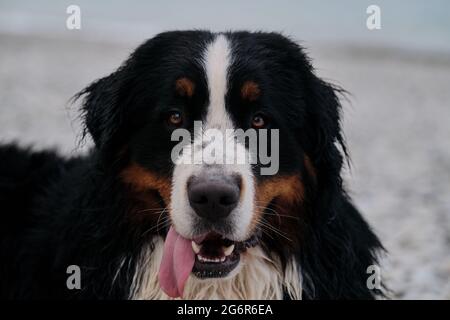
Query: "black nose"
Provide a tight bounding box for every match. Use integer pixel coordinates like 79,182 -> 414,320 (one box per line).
188,175 -> 240,221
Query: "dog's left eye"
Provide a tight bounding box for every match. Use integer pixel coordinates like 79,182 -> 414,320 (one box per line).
167,111 -> 183,127
251,114 -> 266,129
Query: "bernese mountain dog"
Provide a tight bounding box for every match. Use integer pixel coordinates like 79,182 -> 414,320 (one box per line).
0,31 -> 383,300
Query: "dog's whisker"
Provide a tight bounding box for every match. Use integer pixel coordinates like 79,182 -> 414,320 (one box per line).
256,225 -> 275,240
254,200 -> 288,213
139,207 -> 170,238
156,208 -> 169,235
138,207 -> 166,211
262,212 -> 300,221
136,207 -> 167,214
257,219 -> 293,242
260,225 -> 293,243
140,218 -> 171,238
254,205 -> 300,220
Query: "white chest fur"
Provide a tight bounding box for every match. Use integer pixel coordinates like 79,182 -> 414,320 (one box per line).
128,237 -> 302,300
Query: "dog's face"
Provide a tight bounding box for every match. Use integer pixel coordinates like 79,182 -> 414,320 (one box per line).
80,31 -> 344,293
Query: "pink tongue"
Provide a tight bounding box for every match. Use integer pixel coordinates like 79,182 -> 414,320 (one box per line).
158,226 -> 195,298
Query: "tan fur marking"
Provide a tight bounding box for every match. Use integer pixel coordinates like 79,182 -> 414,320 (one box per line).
241,81 -> 260,101
175,77 -> 195,97
251,175 -> 304,230
121,163 -> 171,205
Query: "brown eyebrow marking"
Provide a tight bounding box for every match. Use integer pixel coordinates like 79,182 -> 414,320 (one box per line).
241,80 -> 260,101
175,77 -> 195,97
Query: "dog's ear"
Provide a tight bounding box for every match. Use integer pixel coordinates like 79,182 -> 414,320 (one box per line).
302,75 -> 348,186
75,35 -> 165,154
76,68 -> 127,153
299,74 -> 385,299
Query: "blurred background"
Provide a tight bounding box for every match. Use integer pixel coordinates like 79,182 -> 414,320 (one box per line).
0,0 -> 449,299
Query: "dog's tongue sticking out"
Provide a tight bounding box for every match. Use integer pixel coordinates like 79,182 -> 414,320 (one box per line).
158,226 -> 195,298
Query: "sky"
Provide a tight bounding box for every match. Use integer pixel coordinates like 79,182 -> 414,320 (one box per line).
0,0 -> 449,52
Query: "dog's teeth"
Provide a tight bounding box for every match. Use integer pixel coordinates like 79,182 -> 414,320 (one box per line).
223,244 -> 235,256
191,241 -> 201,254
197,254 -> 227,264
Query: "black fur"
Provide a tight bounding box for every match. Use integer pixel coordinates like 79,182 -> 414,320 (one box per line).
0,31 -> 383,299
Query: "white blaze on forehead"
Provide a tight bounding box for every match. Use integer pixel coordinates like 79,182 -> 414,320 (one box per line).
203,34 -> 233,130
170,34 -> 255,241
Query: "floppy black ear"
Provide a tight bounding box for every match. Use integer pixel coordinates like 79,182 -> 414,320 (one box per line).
76,69 -> 126,152
298,74 -> 385,299
302,75 -> 348,187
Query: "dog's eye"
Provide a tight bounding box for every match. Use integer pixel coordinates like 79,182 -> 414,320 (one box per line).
251,114 -> 266,129
167,111 -> 183,127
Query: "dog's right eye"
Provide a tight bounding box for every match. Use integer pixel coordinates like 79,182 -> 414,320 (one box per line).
251,114 -> 267,129
167,111 -> 183,127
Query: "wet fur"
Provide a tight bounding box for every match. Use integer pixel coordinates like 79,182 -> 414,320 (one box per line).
0,31 -> 383,299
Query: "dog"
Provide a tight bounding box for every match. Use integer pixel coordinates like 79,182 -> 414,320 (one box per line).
0,31 -> 383,299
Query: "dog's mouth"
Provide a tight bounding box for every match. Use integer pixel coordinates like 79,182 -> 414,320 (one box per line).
158,226 -> 259,298
191,232 -> 259,279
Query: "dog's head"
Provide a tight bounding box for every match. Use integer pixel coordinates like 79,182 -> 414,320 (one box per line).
78,31 -> 348,298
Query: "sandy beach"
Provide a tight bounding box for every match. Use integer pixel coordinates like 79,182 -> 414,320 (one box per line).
0,32 -> 449,299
